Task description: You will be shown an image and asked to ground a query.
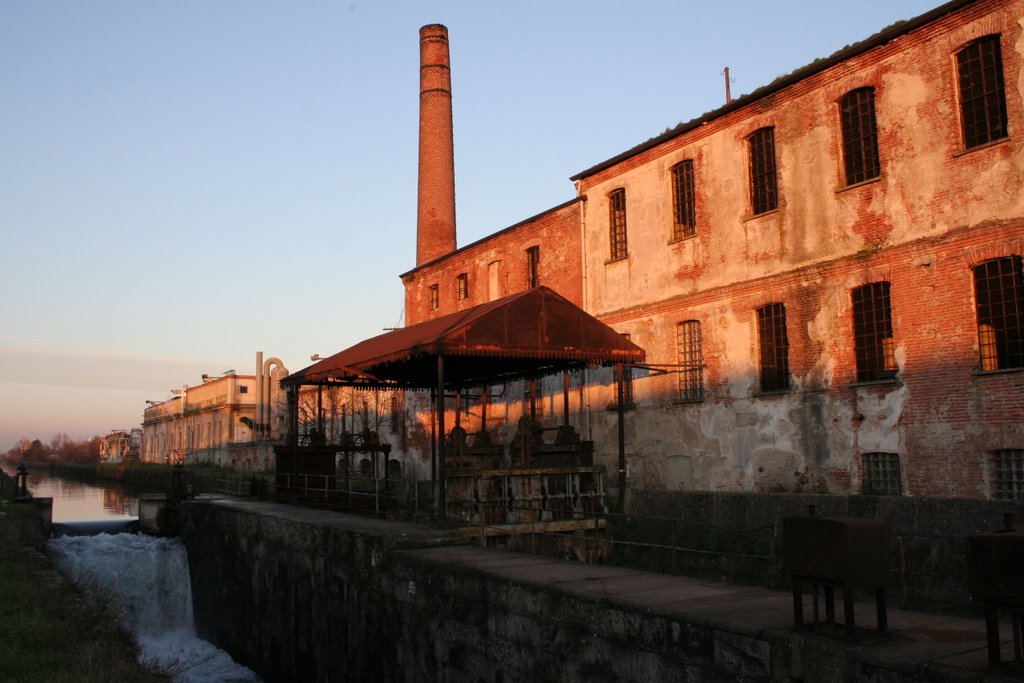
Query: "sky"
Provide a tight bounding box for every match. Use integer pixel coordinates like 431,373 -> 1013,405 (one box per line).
0,0 -> 942,449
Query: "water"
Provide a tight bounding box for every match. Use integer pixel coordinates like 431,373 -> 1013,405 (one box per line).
49,533 -> 260,683
8,467 -> 260,682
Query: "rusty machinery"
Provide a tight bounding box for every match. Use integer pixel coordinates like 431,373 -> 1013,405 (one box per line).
783,507 -> 890,640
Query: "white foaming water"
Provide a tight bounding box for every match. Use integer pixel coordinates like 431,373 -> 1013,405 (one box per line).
49,532 -> 260,683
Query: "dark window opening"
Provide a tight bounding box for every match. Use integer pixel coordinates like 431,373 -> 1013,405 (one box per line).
957,35 -> 1009,149
852,282 -> 897,382
748,127 -> 778,215
608,189 -> 628,260
456,273 -> 468,301
974,256 -> 1024,370
671,160 -> 697,240
840,87 -> 880,185
757,303 -> 790,392
428,284 -> 439,311
862,452 -> 902,495
526,246 -> 540,289
239,386 -> 248,394
676,321 -> 704,402
992,449 -> 1024,500
614,334 -> 635,407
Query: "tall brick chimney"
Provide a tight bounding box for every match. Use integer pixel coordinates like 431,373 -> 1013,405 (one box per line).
416,24 -> 457,266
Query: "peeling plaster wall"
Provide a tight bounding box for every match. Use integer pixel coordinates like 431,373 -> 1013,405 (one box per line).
574,0 -> 1024,499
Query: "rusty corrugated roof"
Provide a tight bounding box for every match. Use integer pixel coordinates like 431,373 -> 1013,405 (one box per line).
284,286 -> 645,389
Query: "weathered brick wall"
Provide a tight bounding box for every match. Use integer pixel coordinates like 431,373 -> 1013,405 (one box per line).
572,0 -> 1024,498
401,199 -> 582,325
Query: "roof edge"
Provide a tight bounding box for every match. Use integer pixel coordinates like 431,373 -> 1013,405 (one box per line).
569,0 -> 978,182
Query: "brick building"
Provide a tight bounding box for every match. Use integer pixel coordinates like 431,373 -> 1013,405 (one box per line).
393,0 -> 1024,501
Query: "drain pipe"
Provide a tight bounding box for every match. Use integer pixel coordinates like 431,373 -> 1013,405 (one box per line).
262,357 -> 287,439
255,352 -> 264,437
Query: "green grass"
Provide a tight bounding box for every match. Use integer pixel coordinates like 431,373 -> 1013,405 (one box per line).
0,501 -> 170,683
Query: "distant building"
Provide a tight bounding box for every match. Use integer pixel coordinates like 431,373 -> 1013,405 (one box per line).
99,429 -> 141,463
142,354 -> 288,470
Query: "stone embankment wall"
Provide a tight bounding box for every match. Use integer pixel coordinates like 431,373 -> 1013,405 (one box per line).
180,496 -> 1002,682
181,499 -> 774,682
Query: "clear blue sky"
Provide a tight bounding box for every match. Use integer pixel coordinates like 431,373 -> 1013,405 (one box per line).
0,0 -> 940,449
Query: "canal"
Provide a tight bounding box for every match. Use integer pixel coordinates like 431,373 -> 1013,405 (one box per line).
9,466 -> 260,683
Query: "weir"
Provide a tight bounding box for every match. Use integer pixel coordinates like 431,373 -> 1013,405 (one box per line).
179,495 -> 1004,682
48,531 -> 259,683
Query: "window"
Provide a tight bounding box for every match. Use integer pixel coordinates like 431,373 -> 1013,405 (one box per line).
526,246 -> 540,289
991,449 -> 1024,500
748,127 -> 778,215
851,282 -> 897,382
456,273 -> 468,301
239,386 -> 248,394
973,256 -> 1024,370
608,189 -> 628,260
862,452 -> 902,495
428,284 -> 439,310
389,394 -> 401,434
839,87 -> 880,185
614,334 -> 635,407
676,321 -> 704,401
957,35 -> 1008,149
757,303 -> 790,392
670,160 -> 697,240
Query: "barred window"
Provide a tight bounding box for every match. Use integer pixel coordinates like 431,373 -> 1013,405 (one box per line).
614,334 -> 635,407
608,189 -> 628,261
676,321 -> 704,402
748,127 -> 778,215
991,449 -> 1024,500
852,282 -> 897,382
957,35 -> 1008,149
526,246 -> 540,289
974,256 -> 1024,371
757,303 -> 790,392
862,452 -> 902,495
428,284 -> 439,310
839,87 -> 880,185
671,160 -> 697,240
456,273 -> 468,301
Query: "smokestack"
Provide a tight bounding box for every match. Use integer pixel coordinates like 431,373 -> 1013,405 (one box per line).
416,24 -> 457,266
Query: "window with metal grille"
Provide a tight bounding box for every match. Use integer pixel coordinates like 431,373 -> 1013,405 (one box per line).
526,246 -> 540,289
428,284 -> 439,310
852,282 -> 897,382
614,334 -> 635,407
671,160 -> 697,240
973,256 -> 1024,370
957,35 -> 1008,149
862,452 -> 902,495
456,273 -> 468,301
991,449 -> 1024,500
608,189 -> 628,260
748,127 -> 778,215
676,321 -> 704,402
839,87 -> 880,185
757,303 -> 790,392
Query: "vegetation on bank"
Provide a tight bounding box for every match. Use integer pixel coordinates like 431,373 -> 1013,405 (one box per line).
0,501 -> 170,683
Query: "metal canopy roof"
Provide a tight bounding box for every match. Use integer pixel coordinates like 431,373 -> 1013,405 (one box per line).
283,286 -> 645,390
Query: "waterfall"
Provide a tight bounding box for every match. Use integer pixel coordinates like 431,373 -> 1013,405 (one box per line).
49,532 -> 260,683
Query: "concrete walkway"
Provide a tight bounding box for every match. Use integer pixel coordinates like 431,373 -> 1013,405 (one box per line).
197,495 -> 1018,681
